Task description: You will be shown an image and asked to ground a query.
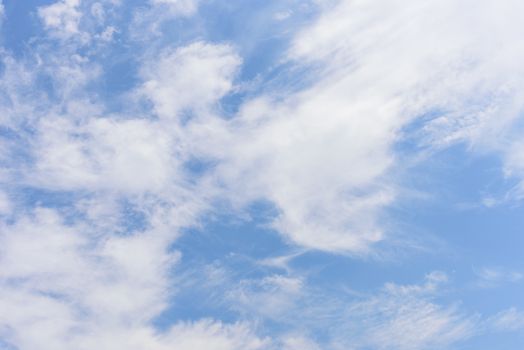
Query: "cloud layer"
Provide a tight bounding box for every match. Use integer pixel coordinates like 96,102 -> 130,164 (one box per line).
1,0 -> 524,349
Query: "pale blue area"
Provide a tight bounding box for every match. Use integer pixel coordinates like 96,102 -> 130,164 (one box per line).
1,0 -> 54,55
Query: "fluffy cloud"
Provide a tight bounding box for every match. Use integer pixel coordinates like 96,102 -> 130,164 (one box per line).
196,91 -> 395,253
0,12 -> 257,349
38,0 -> 125,43
207,0 -> 524,253
0,207 -> 164,349
32,117 -> 176,193
140,42 -> 241,119
38,0 -> 83,38
29,0 -> 524,258
0,206 -> 267,350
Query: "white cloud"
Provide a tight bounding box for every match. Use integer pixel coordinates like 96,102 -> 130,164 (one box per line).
99,25 -> 116,41
38,0 -> 123,43
140,42 -> 241,119
2,1 -> 524,348
230,275 -> 304,320
90,2 -> 105,22
150,0 -> 200,16
475,267 -> 523,288
194,82 -> 396,253
342,273 -> 477,350
503,141 -> 524,200
281,335 -> 320,350
0,54 -> 44,127
273,10 -> 292,21
0,34 -> 265,349
32,117 -> 176,193
0,207 -> 266,350
161,320 -> 268,350
129,0 -> 200,41
23,41 -> 244,197
33,0 -> 524,259
488,308 -> 524,333
0,191 -> 10,215
192,0 -> 524,254
220,269 -> 478,349
38,0 -> 83,38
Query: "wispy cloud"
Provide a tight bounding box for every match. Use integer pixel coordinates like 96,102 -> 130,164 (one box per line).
343,273 -> 476,350
488,307 -> 524,333
474,266 -> 523,288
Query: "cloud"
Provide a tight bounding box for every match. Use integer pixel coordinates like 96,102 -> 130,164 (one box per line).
0,207 -> 267,350
161,320 -> 268,350
0,207 -> 165,348
140,42 -> 241,119
340,272 -> 477,350
0,191 -> 10,215
205,92 -> 395,253
129,0 -> 201,40
27,0 -> 524,260
37,0 -> 125,44
503,141 -> 524,200
0,15 -> 258,349
280,335 -> 320,350
150,0 -> 200,16
179,0 -> 450,253
220,269 -> 478,349
38,0 -> 83,38
2,0 -> 524,348
474,266 -> 523,288
98,25 -> 116,41
488,308 -> 524,333
211,0 -> 524,253
32,117 -> 176,193
229,275 -> 304,320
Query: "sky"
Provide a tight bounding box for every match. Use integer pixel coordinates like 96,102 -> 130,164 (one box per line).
0,0 -> 523,349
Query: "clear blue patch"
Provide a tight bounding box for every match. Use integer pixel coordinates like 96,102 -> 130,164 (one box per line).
1,0 -> 54,56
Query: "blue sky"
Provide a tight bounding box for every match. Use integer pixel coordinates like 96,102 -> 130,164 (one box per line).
0,0 -> 524,349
